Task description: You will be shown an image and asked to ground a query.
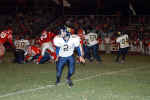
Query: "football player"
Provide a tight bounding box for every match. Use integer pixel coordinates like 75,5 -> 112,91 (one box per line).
84,30 -> 102,63
53,27 -> 85,87
24,45 -> 53,64
116,31 -> 129,63
39,29 -> 56,60
0,28 -> 14,63
14,36 -> 30,64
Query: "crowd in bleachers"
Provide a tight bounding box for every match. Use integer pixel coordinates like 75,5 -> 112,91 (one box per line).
57,15 -> 150,55
1,9 -> 150,58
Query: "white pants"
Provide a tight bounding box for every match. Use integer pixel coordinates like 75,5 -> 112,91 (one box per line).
41,42 -> 55,56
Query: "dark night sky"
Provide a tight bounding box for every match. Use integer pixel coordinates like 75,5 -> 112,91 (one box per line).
0,0 -> 150,15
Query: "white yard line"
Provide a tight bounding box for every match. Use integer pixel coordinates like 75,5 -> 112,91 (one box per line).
0,66 -> 148,98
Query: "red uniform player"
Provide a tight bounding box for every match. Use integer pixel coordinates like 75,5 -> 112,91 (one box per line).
24,45 -> 41,63
25,45 -> 56,64
0,28 -> 14,63
39,30 -> 56,57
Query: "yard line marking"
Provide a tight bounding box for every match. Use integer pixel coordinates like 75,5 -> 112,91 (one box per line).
74,67 -> 142,82
0,85 -> 55,98
0,66 -> 148,98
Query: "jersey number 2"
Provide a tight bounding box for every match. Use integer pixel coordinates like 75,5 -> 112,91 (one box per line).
63,44 -> 68,51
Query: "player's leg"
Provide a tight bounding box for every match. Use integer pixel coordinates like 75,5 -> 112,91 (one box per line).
0,44 -> 5,63
93,44 -> 102,63
41,43 -> 49,56
15,49 -> 25,64
67,56 -> 75,87
86,46 -> 92,62
39,52 -> 51,64
67,56 -> 75,80
47,42 -> 55,53
39,43 -> 50,64
116,48 -> 121,62
122,47 -> 128,63
56,57 -> 67,85
83,45 -> 89,60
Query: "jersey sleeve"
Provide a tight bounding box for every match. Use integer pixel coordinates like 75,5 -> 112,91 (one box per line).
26,40 -> 30,46
73,35 -> 82,56
53,36 -> 61,47
73,35 -> 81,47
7,34 -> 14,47
116,37 -> 120,43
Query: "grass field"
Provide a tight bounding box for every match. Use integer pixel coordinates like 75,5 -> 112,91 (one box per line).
0,54 -> 150,100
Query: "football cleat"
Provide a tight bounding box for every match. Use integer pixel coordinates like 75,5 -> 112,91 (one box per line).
120,60 -> 125,64
67,79 -> 73,88
55,80 -> 60,86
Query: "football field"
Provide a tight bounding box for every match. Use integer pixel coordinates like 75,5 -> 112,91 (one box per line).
0,54 -> 150,100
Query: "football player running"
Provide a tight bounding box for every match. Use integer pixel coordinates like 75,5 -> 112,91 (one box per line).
116,31 -> 129,63
53,27 -> 85,88
84,29 -> 102,63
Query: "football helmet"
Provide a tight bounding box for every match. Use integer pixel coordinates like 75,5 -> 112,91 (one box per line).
60,26 -> 71,41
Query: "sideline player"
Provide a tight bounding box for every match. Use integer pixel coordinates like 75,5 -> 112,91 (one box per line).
53,27 -> 85,87
116,32 -> 129,63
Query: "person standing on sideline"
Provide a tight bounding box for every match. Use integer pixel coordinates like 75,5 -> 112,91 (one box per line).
53,27 -> 85,88
116,32 -> 129,63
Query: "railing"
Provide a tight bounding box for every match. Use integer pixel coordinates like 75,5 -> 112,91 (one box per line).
64,15 -> 150,25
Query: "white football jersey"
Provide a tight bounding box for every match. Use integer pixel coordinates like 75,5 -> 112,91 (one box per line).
116,34 -> 129,48
85,32 -> 98,46
54,35 -> 80,57
14,39 -> 30,51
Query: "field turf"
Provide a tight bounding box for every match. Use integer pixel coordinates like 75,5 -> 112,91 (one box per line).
0,54 -> 150,100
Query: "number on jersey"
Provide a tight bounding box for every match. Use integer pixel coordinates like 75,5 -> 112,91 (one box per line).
16,41 -> 25,49
121,37 -> 128,45
89,35 -> 97,41
63,44 -> 69,51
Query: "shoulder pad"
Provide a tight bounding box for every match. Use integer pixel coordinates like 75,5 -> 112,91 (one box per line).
71,35 -> 79,38
56,35 -> 61,38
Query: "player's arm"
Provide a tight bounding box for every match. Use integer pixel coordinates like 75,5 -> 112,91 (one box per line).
116,37 -> 120,43
8,34 -> 15,48
53,36 -> 61,62
55,46 -> 60,62
76,46 -> 85,63
74,35 -> 85,63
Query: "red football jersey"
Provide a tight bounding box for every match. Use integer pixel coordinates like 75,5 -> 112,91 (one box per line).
0,30 -> 13,46
39,30 -> 56,45
26,46 -> 41,57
